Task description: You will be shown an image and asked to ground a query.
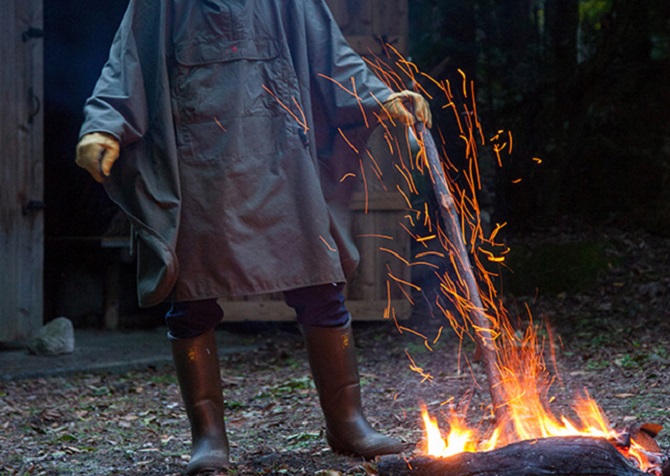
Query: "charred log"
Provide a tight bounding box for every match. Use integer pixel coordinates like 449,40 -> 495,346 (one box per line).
377,437 -> 657,476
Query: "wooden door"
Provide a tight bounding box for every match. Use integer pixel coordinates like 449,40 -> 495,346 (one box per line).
0,0 -> 44,341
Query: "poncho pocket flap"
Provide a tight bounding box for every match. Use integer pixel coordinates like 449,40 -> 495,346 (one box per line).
175,38 -> 279,66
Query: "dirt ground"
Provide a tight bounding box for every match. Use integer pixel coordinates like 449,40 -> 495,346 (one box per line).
1,226 -> 669,475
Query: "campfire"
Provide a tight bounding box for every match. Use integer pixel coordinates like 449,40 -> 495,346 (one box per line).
373,128 -> 669,475
354,53 -> 670,475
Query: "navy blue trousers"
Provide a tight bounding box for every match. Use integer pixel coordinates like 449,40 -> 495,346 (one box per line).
166,283 -> 350,339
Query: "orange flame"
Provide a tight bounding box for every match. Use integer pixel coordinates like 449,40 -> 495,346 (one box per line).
422,387 -> 656,471
421,405 -> 476,457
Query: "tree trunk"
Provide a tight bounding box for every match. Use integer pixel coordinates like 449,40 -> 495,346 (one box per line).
377,437 -> 653,476
536,0 -> 580,224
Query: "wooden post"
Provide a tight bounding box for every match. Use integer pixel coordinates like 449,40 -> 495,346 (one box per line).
0,0 -> 44,341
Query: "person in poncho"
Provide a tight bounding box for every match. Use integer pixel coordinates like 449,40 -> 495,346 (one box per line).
76,1 -> 431,474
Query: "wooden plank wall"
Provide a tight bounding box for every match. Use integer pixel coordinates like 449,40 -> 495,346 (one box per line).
325,0 -> 408,60
327,0 -> 413,321
0,0 -> 44,341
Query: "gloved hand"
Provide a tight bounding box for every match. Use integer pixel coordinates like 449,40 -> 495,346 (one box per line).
382,90 -> 432,129
75,132 -> 120,183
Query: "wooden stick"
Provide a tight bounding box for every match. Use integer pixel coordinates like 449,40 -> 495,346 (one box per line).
420,128 -> 507,422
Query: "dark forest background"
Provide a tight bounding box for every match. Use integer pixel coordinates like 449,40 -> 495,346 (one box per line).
42,0 -> 670,323
409,0 -> 670,233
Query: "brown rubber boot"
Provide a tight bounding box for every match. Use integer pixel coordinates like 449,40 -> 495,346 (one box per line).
171,329 -> 230,475
302,320 -> 403,459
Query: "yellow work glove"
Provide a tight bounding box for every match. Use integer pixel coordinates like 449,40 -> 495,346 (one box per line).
382,90 -> 432,129
75,132 -> 120,183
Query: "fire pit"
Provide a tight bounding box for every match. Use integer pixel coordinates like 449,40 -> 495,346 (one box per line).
378,432 -> 669,476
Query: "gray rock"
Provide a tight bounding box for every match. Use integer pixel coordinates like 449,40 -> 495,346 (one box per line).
27,317 -> 75,355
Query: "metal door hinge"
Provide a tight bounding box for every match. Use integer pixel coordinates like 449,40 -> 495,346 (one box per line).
22,27 -> 44,42
23,200 -> 45,215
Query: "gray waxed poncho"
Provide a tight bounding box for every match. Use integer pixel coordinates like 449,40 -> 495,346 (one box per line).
80,0 -> 393,307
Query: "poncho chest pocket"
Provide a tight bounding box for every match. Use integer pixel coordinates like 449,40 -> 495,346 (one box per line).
172,38 -> 291,165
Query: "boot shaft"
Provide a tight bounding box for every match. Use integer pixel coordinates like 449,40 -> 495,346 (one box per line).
303,321 -> 358,390
302,321 -> 403,458
170,330 -> 230,474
